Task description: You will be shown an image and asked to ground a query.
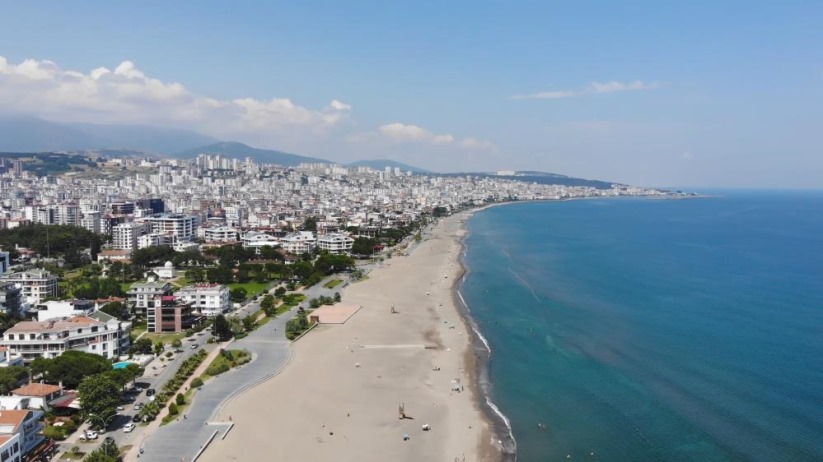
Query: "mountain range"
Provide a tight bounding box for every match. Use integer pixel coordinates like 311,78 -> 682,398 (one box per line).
0,115 -> 615,186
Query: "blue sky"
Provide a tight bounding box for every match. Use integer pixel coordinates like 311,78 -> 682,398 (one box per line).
0,1 -> 821,187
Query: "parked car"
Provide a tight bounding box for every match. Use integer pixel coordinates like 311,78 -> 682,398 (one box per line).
116,406 -> 124,412
146,388 -> 156,397
133,403 -> 143,411
190,344 -> 198,349
80,430 -> 98,441
123,423 -> 136,433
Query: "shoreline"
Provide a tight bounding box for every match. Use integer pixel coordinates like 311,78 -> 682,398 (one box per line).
450,207 -> 518,462
199,212 -> 500,462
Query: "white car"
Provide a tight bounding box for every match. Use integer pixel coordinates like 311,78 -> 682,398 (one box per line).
80,431 -> 98,440
123,423 -> 136,433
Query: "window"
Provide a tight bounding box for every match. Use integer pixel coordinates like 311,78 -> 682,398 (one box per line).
29,334 -> 35,340
7,334 -> 12,340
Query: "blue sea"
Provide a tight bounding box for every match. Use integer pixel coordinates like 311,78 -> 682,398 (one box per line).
460,191 -> 823,462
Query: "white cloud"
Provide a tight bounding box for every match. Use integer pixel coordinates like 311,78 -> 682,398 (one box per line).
0,55 -> 351,139
511,90 -> 577,100
359,122 -> 495,151
328,99 -> 352,111
513,80 -> 657,100
591,80 -> 656,93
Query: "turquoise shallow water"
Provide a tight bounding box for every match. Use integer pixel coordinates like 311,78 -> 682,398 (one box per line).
460,192 -> 823,462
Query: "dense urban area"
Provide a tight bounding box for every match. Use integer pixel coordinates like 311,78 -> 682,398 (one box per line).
0,152 -> 676,461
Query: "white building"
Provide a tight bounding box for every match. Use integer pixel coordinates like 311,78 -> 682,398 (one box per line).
112,222 -> 150,251
280,231 -> 316,255
0,270 -> 58,305
146,214 -> 198,241
151,261 -> 177,279
0,312 -> 131,362
137,233 -> 173,250
176,283 -> 231,317
127,276 -> 173,315
241,231 -> 279,253
34,300 -> 95,322
56,204 -> 80,226
204,226 -> 239,243
317,233 -> 355,254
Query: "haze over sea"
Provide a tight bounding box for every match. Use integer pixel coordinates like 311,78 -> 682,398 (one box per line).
460,191 -> 823,461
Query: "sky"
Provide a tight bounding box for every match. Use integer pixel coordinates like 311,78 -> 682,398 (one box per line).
0,1 -> 821,188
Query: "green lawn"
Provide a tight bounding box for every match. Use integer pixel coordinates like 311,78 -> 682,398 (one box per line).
120,282 -> 134,292
229,281 -> 269,298
324,279 -> 343,289
143,331 -> 186,344
200,349 -> 251,381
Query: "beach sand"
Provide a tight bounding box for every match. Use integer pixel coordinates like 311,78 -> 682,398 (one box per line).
200,212 -> 497,462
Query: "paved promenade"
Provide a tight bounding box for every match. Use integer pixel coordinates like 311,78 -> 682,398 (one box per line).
132,311 -> 297,461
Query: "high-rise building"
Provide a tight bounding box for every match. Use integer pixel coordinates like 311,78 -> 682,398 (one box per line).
112,222 -> 150,251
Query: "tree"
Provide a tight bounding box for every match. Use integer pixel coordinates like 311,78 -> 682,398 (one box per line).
242,315 -> 256,332
78,375 -> 120,430
34,351 -> 112,389
230,287 -> 247,303
213,314 -> 232,341
131,337 -> 153,355
273,287 -> 286,298
171,339 -> 182,349
176,393 -> 185,405
99,301 -> 129,320
260,294 -> 275,310
154,341 -> 164,356
0,367 -> 28,394
334,292 -> 341,303
302,216 -> 318,232
186,267 -> 205,283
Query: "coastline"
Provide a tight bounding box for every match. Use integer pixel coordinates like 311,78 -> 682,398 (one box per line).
450,206 -> 518,462
199,211 -> 501,462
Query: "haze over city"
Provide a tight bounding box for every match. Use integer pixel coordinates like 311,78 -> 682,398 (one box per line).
1,1 -> 821,188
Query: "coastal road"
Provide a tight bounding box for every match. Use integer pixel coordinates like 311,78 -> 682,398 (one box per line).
137,308 -> 298,461
136,275 -> 359,461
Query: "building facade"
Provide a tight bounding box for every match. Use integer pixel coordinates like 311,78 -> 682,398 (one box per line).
0,270 -> 58,305
317,233 -> 355,254
147,295 -> 199,333
0,283 -> 21,315
0,314 -> 131,362
175,284 -> 231,317
126,277 -> 173,316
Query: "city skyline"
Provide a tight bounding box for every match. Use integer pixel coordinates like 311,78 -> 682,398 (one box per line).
1,2 -> 821,188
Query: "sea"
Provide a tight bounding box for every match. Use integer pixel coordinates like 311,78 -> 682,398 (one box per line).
459,191 -> 823,462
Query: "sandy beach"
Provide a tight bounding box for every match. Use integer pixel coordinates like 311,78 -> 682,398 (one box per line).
200,212 -> 497,462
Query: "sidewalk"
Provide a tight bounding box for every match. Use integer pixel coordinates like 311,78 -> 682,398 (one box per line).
123,339 -> 233,462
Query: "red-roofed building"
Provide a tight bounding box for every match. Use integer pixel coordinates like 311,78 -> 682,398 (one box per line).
0,409 -> 44,459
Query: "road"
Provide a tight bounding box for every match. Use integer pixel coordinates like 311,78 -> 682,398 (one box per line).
137,275 -> 348,461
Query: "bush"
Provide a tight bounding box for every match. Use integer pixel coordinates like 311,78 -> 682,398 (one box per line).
206,363 -> 230,376
43,426 -> 65,440
168,403 -> 179,416
191,377 -> 203,388
176,393 -> 185,405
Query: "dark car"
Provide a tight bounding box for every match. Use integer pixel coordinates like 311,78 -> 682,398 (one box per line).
146,388 -> 156,397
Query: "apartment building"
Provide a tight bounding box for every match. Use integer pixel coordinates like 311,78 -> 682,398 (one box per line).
0,283 -> 21,315
241,231 -> 278,253
146,214 -> 198,241
127,277 -> 173,316
175,284 -> 231,317
204,226 -> 239,243
112,222 -> 150,251
0,409 -> 45,462
317,233 -> 355,254
0,313 -> 131,362
280,231 -> 316,255
0,270 -> 58,305
147,295 -> 199,333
